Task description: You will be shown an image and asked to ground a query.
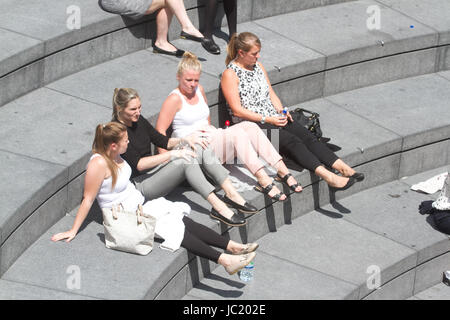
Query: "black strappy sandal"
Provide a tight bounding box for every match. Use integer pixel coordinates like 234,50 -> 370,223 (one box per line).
275,173 -> 302,193
254,182 -> 286,201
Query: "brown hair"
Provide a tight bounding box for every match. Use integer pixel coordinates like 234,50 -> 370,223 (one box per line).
177,51 -> 202,76
111,88 -> 140,122
92,122 -> 127,189
225,32 -> 261,65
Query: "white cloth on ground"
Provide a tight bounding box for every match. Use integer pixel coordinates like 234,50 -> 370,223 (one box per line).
411,172 -> 448,194
142,197 -> 190,252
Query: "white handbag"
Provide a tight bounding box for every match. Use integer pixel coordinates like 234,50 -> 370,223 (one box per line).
102,203 -> 156,255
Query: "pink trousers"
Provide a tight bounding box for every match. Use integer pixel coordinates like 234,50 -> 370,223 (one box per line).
206,121 -> 282,175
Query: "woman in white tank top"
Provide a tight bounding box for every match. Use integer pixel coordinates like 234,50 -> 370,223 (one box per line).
156,52 -> 303,202
51,122 -> 257,275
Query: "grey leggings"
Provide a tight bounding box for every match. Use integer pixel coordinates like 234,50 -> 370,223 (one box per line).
134,145 -> 229,200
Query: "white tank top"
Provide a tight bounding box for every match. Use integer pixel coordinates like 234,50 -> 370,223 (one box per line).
90,154 -> 144,211
170,87 -> 210,138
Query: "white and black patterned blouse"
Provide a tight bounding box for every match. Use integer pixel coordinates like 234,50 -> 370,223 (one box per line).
227,62 -> 278,123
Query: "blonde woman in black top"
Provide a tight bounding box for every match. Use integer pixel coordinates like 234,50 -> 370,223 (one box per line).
112,88 -> 257,227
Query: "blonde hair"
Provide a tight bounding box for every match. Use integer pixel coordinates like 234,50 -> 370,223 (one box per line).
92,122 -> 127,189
112,88 -> 140,122
177,51 -> 202,76
226,32 -> 261,65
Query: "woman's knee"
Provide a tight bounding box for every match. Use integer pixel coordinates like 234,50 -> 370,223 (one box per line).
146,0 -> 166,14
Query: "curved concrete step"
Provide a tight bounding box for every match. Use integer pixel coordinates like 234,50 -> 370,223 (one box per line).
0,0 -> 449,293
0,0 -> 358,107
0,71 -> 448,298
1,0 -> 449,108
183,166 -> 450,300
411,283 -> 450,300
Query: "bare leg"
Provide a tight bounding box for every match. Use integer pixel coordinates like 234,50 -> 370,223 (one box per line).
217,253 -> 252,271
273,160 -> 303,192
148,0 -> 203,36
331,159 -> 356,177
315,165 -> 350,188
254,168 -> 286,201
146,0 -> 203,52
226,240 -> 255,254
165,0 -> 203,37
153,8 -> 178,51
221,178 -> 247,206
207,192 -> 235,220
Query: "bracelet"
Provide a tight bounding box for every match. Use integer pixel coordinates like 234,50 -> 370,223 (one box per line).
175,138 -> 189,150
260,115 -> 266,124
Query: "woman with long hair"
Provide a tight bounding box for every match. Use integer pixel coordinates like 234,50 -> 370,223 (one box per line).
220,32 -> 364,191
51,122 -> 257,275
112,88 -> 257,227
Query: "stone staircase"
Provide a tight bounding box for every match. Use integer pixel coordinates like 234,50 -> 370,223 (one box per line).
0,0 -> 449,299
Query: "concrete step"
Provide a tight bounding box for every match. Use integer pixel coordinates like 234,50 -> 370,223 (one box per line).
2,0 -> 450,108
1,0 -> 449,293
411,283 -> 450,300
183,166 -> 450,300
1,69 -> 449,284
0,0 -> 359,108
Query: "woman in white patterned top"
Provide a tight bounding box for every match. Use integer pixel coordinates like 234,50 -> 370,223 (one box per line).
221,32 -> 365,191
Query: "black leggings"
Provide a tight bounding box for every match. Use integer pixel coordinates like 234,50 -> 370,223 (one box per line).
181,216 -> 229,263
260,121 -> 339,172
203,0 -> 237,39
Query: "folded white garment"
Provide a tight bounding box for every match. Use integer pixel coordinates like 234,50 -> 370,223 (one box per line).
411,172 -> 448,194
142,197 -> 190,252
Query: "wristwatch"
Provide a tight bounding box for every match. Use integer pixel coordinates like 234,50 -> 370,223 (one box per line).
260,115 -> 266,124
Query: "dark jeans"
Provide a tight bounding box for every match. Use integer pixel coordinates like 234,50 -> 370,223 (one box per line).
433,210 -> 450,235
181,216 -> 229,263
259,121 -> 339,172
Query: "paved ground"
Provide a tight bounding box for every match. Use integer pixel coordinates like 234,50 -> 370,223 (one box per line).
412,283 -> 450,300
183,166 -> 450,300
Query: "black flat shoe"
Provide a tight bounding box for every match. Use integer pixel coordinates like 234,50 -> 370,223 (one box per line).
180,31 -> 204,42
351,172 -> 365,182
201,38 -> 220,54
329,176 -> 356,192
153,45 -> 185,57
210,208 -> 246,227
222,195 -> 258,214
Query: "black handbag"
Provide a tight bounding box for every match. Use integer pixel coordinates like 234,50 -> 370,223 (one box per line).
289,107 -> 341,151
290,107 -> 323,139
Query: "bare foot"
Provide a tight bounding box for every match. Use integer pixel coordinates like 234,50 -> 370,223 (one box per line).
259,177 -> 286,201
328,174 -> 350,188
